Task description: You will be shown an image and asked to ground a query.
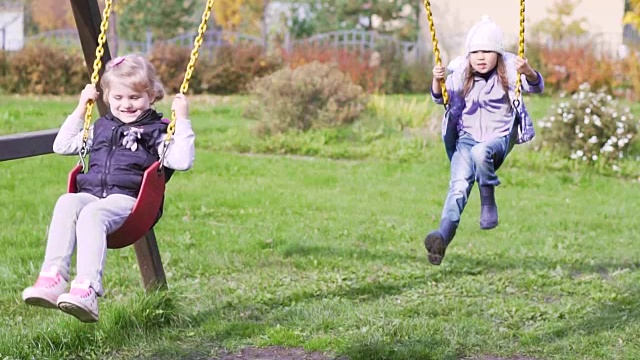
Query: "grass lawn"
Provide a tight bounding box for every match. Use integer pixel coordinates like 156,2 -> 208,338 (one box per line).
1,94 -> 640,360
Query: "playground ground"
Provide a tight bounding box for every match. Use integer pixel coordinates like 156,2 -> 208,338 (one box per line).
1,94 -> 640,359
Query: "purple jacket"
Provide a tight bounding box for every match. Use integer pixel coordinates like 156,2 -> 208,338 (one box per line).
432,52 -> 544,161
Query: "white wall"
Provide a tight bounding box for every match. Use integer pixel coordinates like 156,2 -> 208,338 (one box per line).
0,10 -> 24,51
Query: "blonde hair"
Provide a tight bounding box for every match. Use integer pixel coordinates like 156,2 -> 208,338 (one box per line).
100,54 -> 165,104
462,54 -> 510,102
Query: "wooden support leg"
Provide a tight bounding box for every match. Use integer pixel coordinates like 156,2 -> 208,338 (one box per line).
133,229 -> 168,291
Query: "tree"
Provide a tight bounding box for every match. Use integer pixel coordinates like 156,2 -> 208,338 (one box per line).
532,0 -> 588,41
29,0 -> 75,32
212,0 -> 265,35
286,0 -> 418,40
623,0 -> 640,30
213,0 -> 242,31
340,0 -> 415,35
116,0 -> 197,42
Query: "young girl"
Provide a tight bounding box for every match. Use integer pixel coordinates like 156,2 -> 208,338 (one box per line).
21,54 -> 195,322
424,16 -> 544,265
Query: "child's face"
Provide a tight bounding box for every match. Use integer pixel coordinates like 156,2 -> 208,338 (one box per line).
469,51 -> 498,74
107,83 -> 151,124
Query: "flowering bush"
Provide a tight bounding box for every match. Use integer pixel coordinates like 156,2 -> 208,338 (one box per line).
538,83 -> 637,169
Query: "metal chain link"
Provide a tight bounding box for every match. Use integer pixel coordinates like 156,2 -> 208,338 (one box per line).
164,0 -> 214,148
513,0 -> 526,109
423,0 -> 448,107
80,0 -> 113,167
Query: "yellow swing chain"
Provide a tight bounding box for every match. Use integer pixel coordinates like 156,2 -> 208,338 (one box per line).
80,0 -> 113,163
513,0 -> 526,108
162,0 -> 214,154
423,0 -> 448,107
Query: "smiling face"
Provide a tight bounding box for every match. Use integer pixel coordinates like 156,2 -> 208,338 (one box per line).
469,51 -> 498,74
106,83 -> 151,123
100,55 -> 165,123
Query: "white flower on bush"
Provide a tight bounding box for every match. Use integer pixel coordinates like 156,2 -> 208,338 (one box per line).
593,116 -> 602,127
539,83 -> 637,166
601,143 -> 614,153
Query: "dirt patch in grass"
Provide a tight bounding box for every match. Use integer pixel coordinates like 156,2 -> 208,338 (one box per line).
463,356 -> 540,360
212,347 -> 541,360
213,346 -> 347,360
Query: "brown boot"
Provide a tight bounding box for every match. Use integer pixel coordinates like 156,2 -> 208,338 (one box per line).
424,218 -> 457,265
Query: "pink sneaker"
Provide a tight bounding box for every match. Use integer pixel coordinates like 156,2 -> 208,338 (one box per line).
22,267 -> 68,309
56,278 -> 99,323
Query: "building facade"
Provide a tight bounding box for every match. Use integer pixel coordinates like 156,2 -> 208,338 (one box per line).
420,0 -> 626,61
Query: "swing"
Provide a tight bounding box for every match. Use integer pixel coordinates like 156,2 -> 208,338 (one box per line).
67,0 -> 214,249
422,0 -> 527,163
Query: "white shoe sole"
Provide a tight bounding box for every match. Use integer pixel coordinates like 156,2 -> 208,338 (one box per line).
23,295 -> 58,309
57,301 -> 99,323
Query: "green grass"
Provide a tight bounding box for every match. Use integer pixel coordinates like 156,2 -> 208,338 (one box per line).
2,94 -> 640,359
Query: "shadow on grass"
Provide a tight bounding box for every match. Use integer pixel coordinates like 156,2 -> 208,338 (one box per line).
14,242 -> 638,359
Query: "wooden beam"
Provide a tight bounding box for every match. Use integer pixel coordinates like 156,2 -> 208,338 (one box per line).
70,0 -> 110,115
133,230 -> 168,291
0,129 -> 58,161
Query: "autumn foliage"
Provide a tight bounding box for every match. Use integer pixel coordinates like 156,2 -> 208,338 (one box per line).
29,0 -> 76,32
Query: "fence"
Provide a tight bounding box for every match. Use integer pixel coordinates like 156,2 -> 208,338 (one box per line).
22,27 -> 633,62
285,30 -> 419,59
24,28 -> 423,61
26,28 -> 263,55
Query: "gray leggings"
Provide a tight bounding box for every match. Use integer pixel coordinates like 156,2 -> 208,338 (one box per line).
41,193 -> 136,296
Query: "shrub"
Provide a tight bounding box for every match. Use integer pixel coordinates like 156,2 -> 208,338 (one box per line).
1,46 -> 87,94
148,44 -> 194,94
248,61 -> 368,135
401,56 -> 433,94
538,83 -> 637,168
0,51 -> 7,76
282,44 -> 385,93
1,44 -> 280,95
149,43 -> 281,95
282,44 -> 434,94
199,44 -> 282,95
618,51 -> 640,101
539,45 -> 617,95
0,51 -> 8,90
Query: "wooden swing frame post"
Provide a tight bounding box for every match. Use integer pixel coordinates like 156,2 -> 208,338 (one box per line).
0,0 -> 167,292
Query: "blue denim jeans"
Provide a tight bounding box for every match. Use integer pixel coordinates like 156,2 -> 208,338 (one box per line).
441,132 -> 510,225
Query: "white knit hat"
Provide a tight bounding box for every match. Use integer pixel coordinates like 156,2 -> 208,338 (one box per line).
465,15 -> 505,55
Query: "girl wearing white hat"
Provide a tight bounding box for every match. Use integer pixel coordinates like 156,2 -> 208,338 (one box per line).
424,16 -> 544,266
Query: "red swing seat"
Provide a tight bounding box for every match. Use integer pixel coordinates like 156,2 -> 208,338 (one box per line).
67,161 -> 166,249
